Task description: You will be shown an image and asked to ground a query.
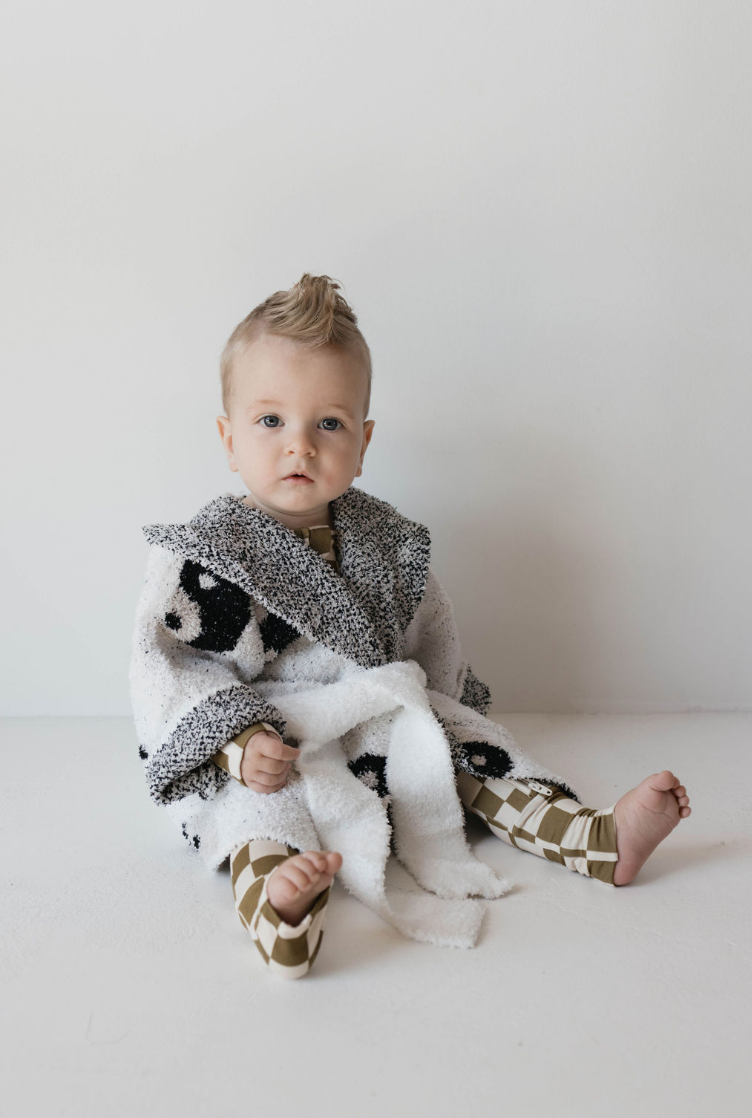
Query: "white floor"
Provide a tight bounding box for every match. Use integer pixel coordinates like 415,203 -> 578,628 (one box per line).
1,714 -> 750,1118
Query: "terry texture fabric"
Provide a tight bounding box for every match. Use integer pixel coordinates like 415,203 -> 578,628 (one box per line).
130,486 -> 577,948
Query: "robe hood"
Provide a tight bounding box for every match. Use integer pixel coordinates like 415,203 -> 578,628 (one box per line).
142,486 -> 432,669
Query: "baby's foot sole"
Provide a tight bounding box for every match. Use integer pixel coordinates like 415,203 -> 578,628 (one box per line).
267,851 -> 343,925
613,770 -> 691,886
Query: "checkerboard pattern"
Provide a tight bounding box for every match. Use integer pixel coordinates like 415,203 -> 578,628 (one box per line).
456,771 -> 618,885
230,838 -> 330,978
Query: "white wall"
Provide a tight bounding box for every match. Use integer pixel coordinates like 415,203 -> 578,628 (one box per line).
2,0 -> 750,715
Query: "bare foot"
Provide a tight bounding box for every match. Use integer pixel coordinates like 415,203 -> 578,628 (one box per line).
612,770 -> 691,885
267,851 -> 343,926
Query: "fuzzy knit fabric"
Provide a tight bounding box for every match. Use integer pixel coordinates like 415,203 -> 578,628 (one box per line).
129,487 -> 577,946
246,657 -> 513,947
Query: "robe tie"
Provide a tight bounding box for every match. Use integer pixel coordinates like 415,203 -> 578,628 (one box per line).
253,659 -> 510,948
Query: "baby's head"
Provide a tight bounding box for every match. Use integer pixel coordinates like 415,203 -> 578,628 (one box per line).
216,274 -> 375,529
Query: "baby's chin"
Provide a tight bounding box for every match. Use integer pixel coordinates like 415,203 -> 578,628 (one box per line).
240,487 -> 343,526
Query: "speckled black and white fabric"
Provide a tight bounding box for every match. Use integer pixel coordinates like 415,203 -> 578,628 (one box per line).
129,486 -> 574,944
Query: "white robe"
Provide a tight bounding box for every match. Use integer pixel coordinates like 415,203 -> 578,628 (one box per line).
129,487 -> 571,947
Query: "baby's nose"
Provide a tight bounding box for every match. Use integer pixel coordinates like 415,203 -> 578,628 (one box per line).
286,429 -> 317,454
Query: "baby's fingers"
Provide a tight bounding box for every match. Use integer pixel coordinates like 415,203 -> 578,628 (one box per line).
247,779 -> 287,794
260,738 -> 301,763
255,756 -> 290,777
250,769 -> 288,788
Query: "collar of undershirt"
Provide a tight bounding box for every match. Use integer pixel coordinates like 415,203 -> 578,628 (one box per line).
291,524 -> 337,556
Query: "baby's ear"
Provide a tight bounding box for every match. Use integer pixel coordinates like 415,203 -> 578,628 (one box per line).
357,419 -> 375,474
216,416 -> 237,470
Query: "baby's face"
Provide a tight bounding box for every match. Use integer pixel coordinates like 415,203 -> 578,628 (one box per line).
216,333 -> 375,529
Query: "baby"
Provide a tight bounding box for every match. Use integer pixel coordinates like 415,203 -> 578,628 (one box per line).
130,273 -> 691,978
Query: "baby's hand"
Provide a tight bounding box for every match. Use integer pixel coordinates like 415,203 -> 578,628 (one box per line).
240,731 -> 300,794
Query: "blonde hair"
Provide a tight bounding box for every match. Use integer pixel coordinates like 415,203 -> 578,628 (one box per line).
220,273 -> 372,418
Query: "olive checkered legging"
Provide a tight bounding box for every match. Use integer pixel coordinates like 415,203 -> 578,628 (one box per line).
230,838 -> 330,979
455,771 -> 618,883
231,773 -> 618,978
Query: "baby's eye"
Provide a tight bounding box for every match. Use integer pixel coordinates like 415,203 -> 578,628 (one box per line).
260,415 -> 281,428
320,417 -> 342,431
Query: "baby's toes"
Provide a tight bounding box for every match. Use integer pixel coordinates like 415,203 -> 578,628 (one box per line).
679,805 -> 692,818
304,851 -> 342,878
671,785 -> 690,809
651,770 -> 679,793
285,861 -> 318,895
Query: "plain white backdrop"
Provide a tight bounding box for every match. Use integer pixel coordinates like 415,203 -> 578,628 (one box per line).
2,10 -> 751,1117
1,0 -> 751,715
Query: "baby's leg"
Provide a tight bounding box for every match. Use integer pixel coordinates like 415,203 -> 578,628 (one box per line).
457,772 -> 619,883
230,839 -> 334,978
456,770 -> 690,886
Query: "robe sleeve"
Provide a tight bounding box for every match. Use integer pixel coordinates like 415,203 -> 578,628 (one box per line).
403,566 -> 492,716
129,545 -> 288,806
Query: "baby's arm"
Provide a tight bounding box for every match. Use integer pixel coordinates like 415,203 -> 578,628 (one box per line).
130,546 -> 289,806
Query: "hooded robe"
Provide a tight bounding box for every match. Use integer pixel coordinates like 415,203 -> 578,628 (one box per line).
129,486 -> 573,947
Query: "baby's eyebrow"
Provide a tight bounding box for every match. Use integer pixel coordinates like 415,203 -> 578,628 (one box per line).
247,400 -> 355,420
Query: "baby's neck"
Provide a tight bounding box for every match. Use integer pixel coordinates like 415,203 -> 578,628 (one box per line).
241,495 -> 333,531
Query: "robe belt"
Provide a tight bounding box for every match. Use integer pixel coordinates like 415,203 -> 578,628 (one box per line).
252,659 -> 510,948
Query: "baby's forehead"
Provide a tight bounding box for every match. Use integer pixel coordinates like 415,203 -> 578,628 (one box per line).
233,347 -> 368,414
